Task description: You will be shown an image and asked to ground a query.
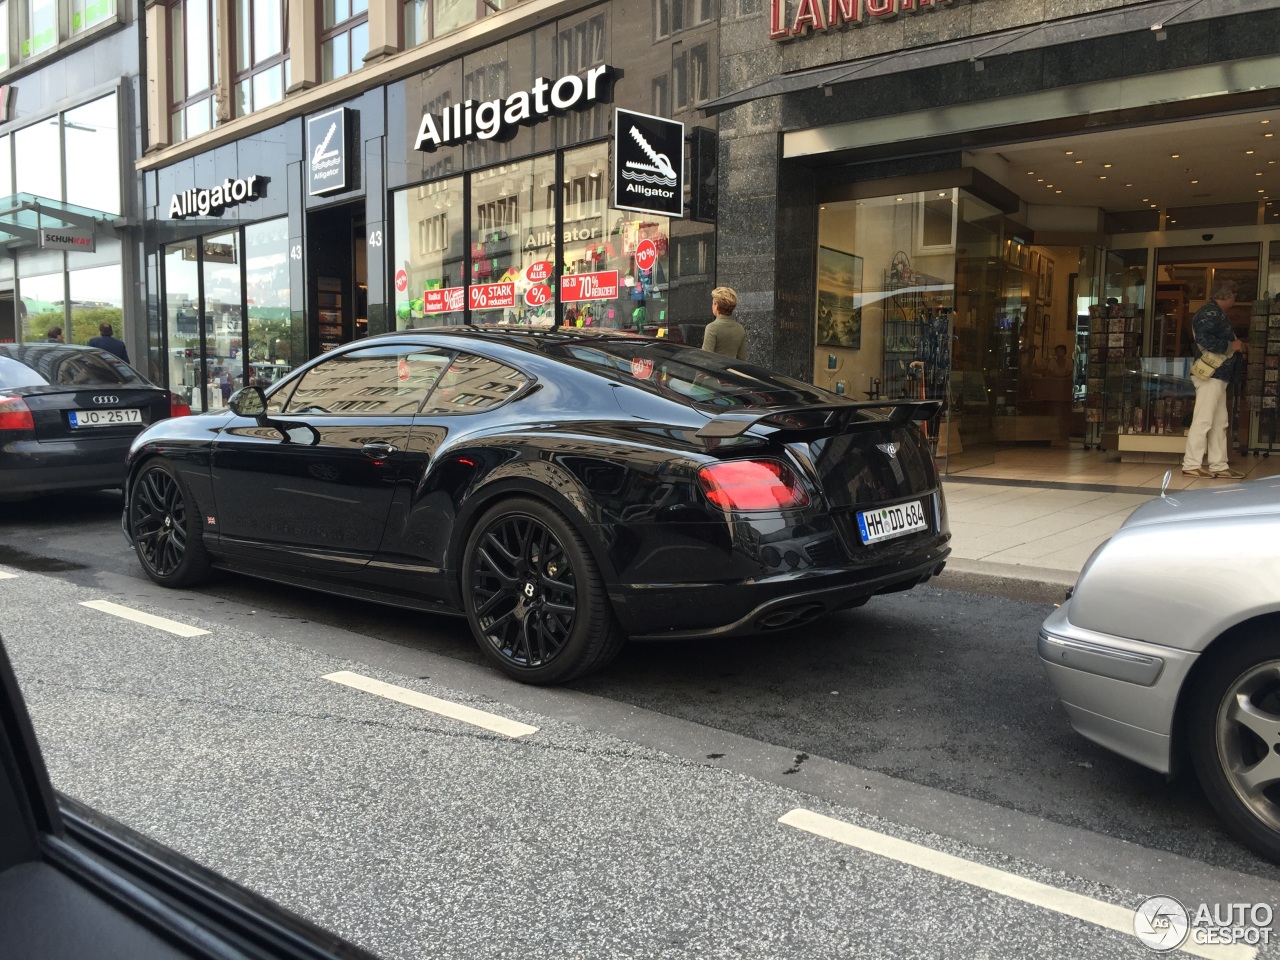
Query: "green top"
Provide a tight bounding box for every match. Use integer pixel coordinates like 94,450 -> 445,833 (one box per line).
701,316 -> 747,359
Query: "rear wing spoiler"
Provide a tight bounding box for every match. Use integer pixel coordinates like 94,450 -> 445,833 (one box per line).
695,399 -> 942,439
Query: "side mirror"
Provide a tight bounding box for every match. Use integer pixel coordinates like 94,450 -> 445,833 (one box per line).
227,386 -> 267,418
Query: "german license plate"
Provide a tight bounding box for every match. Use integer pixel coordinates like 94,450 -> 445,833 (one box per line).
857,499 -> 928,545
69,408 -> 142,428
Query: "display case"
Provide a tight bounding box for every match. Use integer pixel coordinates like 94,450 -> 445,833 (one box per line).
1113,358 -> 1195,461
878,272 -> 953,453
1083,301 -> 1143,449
1246,296 -> 1280,455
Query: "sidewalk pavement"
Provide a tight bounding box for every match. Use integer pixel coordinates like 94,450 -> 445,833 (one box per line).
939,478 -> 1160,589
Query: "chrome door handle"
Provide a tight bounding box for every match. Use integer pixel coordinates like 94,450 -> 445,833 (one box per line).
362,442 -> 399,458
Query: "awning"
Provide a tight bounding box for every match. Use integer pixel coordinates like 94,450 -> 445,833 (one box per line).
0,193 -> 123,250
700,0 -> 1280,116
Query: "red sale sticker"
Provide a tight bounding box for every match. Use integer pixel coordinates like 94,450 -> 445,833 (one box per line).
630,357 -> 654,380
635,239 -> 657,271
561,270 -> 620,302
525,260 -> 552,283
395,269 -> 408,292
468,282 -> 516,310
422,287 -> 465,314
397,358 -> 410,382
524,283 -> 551,307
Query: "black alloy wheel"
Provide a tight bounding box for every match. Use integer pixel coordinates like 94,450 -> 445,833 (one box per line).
129,460 -> 212,588
1189,634 -> 1280,865
462,498 -> 624,685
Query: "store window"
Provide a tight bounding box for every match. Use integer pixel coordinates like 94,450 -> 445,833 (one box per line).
20,271 -> 63,341
0,2 -> 9,70
321,0 -> 368,82
19,0 -> 54,58
164,240 -> 201,409
68,264 -> 122,346
70,0 -> 113,33
14,118 -> 60,200
169,0 -> 217,142
470,156 -> 556,326
235,0 -> 288,118
245,218 -> 294,390
65,93 -> 120,214
392,175 -> 464,328
203,231 -> 243,410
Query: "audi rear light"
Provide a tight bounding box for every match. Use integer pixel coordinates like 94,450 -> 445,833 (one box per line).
168,392 -> 192,418
697,459 -> 810,511
0,395 -> 34,431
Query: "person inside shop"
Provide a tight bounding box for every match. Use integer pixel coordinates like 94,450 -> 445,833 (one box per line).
1182,278 -> 1246,480
46,325 -> 63,343
88,322 -> 129,362
1036,343 -> 1072,377
701,286 -> 747,359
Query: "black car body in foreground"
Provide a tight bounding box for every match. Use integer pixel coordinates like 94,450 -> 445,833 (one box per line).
0,344 -> 190,500
123,328 -> 950,683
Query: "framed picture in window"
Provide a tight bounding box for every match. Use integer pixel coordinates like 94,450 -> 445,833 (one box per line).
815,246 -> 862,349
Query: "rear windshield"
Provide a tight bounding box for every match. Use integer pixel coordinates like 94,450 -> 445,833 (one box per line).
546,339 -> 827,409
0,346 -> 150,387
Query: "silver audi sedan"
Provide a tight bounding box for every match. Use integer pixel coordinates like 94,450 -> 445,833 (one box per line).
1039,475 -> 1280,863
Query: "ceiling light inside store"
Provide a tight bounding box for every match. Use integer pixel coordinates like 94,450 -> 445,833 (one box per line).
1065,150 -> 1074,155
1247,150 -> 1256,155
1266,133 -> 1275,139
1191,179 -> 1199,184
1074,160 -> 1083,165
1104,163 -> 1113,168
1125,183 -> 1133,187
1171,154 -> 1180,159
1055,190 -> 1062,194
1099,176 -> 1107,180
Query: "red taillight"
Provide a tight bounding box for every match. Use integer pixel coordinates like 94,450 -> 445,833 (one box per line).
0,395 -> 34,431
697,460 -> 810,511
168,392 -> 192,418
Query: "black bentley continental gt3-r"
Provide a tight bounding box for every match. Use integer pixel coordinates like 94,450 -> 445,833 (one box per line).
122,327 -> 950,684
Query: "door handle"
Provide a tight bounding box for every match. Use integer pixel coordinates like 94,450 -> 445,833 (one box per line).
361,442 -> 399,459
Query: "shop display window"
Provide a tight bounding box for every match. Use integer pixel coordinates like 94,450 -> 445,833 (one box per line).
19,270 -> 64,341
391,144 -> 673,332
68,263 -> 122,347
245,218 -> 293,390
392,175 -> 465,329
14,117 -> 59,201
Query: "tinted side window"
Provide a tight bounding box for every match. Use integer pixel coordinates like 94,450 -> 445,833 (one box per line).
283,347 -> 452,415
7,348 -> 149,386
421,353 -> 528,414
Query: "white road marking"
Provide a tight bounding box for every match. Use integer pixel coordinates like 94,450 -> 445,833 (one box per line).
79,600 -> 211,638
323,671 -> 539,739
0,571 -> 17,579
779,809 -> 1254,960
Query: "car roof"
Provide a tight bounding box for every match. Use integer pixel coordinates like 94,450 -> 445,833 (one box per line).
370,324 -> 649,354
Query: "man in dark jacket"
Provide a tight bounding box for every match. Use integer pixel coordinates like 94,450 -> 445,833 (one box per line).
1182,279 -> 1245,479
88,322 -> 129,362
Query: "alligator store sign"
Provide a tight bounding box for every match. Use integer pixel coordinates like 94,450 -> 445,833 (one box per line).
168,175 -> 263,219
770,0 -> 952,41
414,65 -> 614,152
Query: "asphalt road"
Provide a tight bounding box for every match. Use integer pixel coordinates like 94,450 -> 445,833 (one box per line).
0,491 -> 1262,880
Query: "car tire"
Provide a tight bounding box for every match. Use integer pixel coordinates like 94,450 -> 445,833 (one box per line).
1188,634 -> 1280,864
128,459 -> 213,589
461,497 -> 624,685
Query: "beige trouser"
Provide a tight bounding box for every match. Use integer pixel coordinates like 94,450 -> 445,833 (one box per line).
1182,375 -> 1230,472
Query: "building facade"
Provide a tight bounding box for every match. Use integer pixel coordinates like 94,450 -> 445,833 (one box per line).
0,0 -> 141,357
132,0 -> 1280,466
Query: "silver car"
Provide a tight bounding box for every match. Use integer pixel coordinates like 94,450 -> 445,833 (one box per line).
1039,475 -> 1280,863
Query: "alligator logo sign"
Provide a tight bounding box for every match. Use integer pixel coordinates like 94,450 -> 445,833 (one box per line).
307,107 -> 347,196
613,108 -> 683,218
